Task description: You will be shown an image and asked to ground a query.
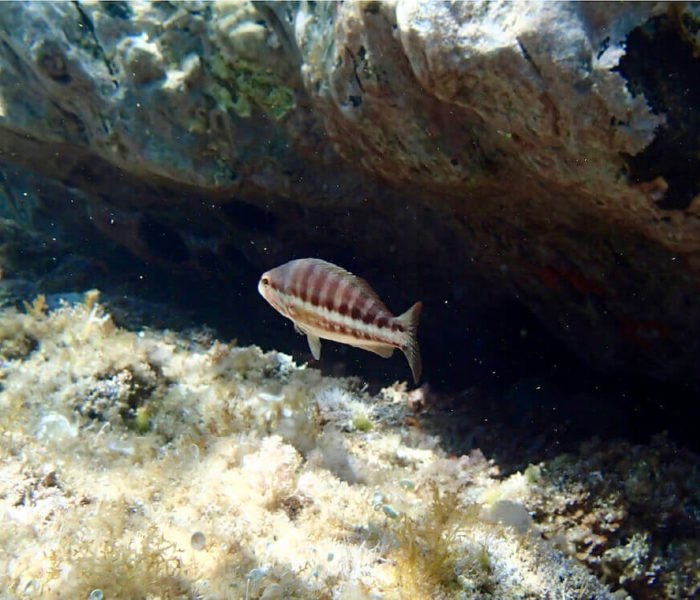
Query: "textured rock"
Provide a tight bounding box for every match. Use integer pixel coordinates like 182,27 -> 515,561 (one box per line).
530,435 -> 700,599
0,1 -> 308,185
294,1 -> 700,383
0,298 -> 620,599
1,1 -> 700,390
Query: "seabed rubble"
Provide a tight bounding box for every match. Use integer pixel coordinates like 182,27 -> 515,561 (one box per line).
0,291 -> 663,599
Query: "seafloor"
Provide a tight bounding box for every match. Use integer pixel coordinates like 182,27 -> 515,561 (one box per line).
0,292 -> 697,599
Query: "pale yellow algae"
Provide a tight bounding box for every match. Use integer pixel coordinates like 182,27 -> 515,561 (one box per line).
0,293 -> 615,599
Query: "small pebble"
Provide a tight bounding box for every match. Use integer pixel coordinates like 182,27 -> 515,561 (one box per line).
246,567 -> 266,583
382,504 -> 399,519
260,583 -> 283,600
190,531 -> 206,550
89,591 -> 104,600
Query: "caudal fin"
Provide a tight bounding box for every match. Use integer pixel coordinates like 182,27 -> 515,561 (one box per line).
396,301 -> 422,384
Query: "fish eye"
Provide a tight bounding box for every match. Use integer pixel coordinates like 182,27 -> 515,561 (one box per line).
261,277 -> 269,285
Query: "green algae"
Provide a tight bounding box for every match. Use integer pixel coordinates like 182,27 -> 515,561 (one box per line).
208,55 -> 295,120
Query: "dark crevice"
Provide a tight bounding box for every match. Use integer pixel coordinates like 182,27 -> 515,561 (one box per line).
220,201 -> 277,233
346,45 -> 366,95
253,2 -> 303,67
516,36 -> 544,84
139,216 -> 190,264
103,1 -> 132,20
617,10 -> 700,210
73,0 -> 118,83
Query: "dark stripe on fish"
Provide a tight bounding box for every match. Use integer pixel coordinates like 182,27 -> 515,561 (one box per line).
258,258 -> 423,382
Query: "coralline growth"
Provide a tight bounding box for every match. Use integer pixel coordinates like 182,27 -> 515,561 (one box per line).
0,292 -> 623,599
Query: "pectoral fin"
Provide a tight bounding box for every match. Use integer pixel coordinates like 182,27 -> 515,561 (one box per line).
351,342 -> 395,358
307,334 -> 322,359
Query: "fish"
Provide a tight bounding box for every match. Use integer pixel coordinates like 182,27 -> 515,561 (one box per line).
258,258 -> 422,383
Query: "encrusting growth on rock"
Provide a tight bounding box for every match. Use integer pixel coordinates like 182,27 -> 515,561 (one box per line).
0,293 -> 622,599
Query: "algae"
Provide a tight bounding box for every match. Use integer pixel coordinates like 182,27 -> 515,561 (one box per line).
0,293 -> 620,598
208,54 -> 295,120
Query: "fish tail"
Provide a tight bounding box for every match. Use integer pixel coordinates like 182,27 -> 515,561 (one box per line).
397,301 -> 422,383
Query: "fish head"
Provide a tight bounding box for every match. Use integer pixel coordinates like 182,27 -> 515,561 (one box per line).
258,267 -> 288,317
258,270 -> 274,302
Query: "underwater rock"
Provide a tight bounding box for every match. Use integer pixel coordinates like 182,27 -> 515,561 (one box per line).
1,2 -> 700,389
0,298 -> 626,599
529,435 -> 700,599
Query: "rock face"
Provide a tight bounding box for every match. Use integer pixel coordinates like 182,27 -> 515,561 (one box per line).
1,1 -> 700,389
0,297 -> 625,600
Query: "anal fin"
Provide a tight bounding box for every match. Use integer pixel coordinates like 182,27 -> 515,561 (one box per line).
351,342 -> 395,359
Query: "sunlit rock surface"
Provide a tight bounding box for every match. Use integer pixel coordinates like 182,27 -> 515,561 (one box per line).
2,4 -> 700,597
1,2 -> 700,387
2,296 -> 696,599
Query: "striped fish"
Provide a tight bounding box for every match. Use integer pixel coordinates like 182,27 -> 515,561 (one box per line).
258,258 -> 422,383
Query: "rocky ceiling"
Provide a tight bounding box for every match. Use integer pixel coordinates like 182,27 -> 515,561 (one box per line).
1,1 -> 699,396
